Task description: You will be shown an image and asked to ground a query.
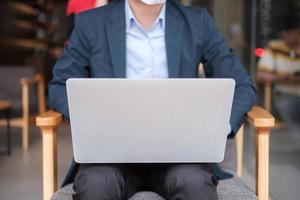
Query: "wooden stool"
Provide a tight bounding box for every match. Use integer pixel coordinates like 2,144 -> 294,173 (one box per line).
0,101 -> 12,155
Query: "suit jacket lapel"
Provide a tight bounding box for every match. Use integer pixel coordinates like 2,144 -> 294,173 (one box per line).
165,1 -> 184,78
105,0 -> 126,78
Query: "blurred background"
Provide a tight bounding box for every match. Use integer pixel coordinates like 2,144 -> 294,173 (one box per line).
0,0 -> 299,199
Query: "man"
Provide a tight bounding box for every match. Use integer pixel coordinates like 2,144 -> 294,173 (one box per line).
49,0 -> 256,199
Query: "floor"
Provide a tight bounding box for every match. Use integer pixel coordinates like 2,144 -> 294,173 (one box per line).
0,125 -> 73,200
0,123 -> 300,200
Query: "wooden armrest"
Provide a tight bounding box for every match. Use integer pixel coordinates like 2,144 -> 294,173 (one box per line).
20,73 -> 43,85
247,106 -> 275,128
246,106 -> 274,200
36,110 -> 63,200
36,110 -> 63,128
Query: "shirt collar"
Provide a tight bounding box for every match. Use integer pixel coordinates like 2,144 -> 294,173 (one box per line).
125,0 -> 166,32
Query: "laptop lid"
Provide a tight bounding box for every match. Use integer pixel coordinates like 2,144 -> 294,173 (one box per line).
66,79 -> 235,163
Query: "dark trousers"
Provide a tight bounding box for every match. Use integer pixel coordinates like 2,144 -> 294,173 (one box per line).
73,163 -> 218,200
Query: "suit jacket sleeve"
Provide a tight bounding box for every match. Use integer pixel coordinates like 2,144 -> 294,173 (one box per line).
200,10 -> 256,137
48,14 -> 90,119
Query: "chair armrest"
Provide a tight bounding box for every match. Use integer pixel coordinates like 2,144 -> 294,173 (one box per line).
36,110 -> 63,200
20,74 -> 43,85
247,106 -> 275,128
246,106 -> 274,200
36,110 -> 63,128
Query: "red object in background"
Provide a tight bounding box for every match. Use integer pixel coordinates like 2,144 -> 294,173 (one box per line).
255,48 -> 265,58
67,0 -> 96,15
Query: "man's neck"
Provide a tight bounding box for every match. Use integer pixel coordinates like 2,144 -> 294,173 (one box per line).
128,0 -> 163,31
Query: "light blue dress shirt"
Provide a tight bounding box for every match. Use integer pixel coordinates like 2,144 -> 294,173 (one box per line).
125,0 -> 168,79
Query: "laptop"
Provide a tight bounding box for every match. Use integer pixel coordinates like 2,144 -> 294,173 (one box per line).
66,79 -> 235,163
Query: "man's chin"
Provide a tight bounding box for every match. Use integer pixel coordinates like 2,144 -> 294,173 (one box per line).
135,0 -> 165,6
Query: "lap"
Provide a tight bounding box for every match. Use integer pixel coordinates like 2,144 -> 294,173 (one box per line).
73,164 -> 144,200
148,164 -> 217,196
73,163 -> 218,200
75,163 -> 216,189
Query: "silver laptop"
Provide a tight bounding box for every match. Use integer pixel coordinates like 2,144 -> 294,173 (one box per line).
66,79 -> 235,163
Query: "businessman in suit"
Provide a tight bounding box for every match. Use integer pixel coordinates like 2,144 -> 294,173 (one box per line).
49,0 -> 256,199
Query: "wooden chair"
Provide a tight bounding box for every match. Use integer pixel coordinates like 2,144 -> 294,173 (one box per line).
0,66 -> 46,151
36,106 -> 274,200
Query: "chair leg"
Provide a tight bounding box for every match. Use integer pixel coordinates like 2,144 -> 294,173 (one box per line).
6,109 -> 11,155
36,110 -> 62,200
22,121 -> 29,151
256,128 -> 270,200
22,84 -> 30,151
236,125 -> 244,177
41,127 -> 58,200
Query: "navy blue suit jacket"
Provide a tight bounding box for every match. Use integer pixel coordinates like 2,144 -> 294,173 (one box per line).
49,0 -> 256,185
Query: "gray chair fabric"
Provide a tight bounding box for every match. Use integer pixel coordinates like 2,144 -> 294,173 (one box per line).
128,192 -> 165,200
50,177 -> 257,200
217,177 -> 257,200
51,184 -> 74,200
0,66 -> 37,117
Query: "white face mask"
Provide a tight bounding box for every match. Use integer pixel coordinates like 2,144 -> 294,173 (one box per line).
139,0 -> 166,5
